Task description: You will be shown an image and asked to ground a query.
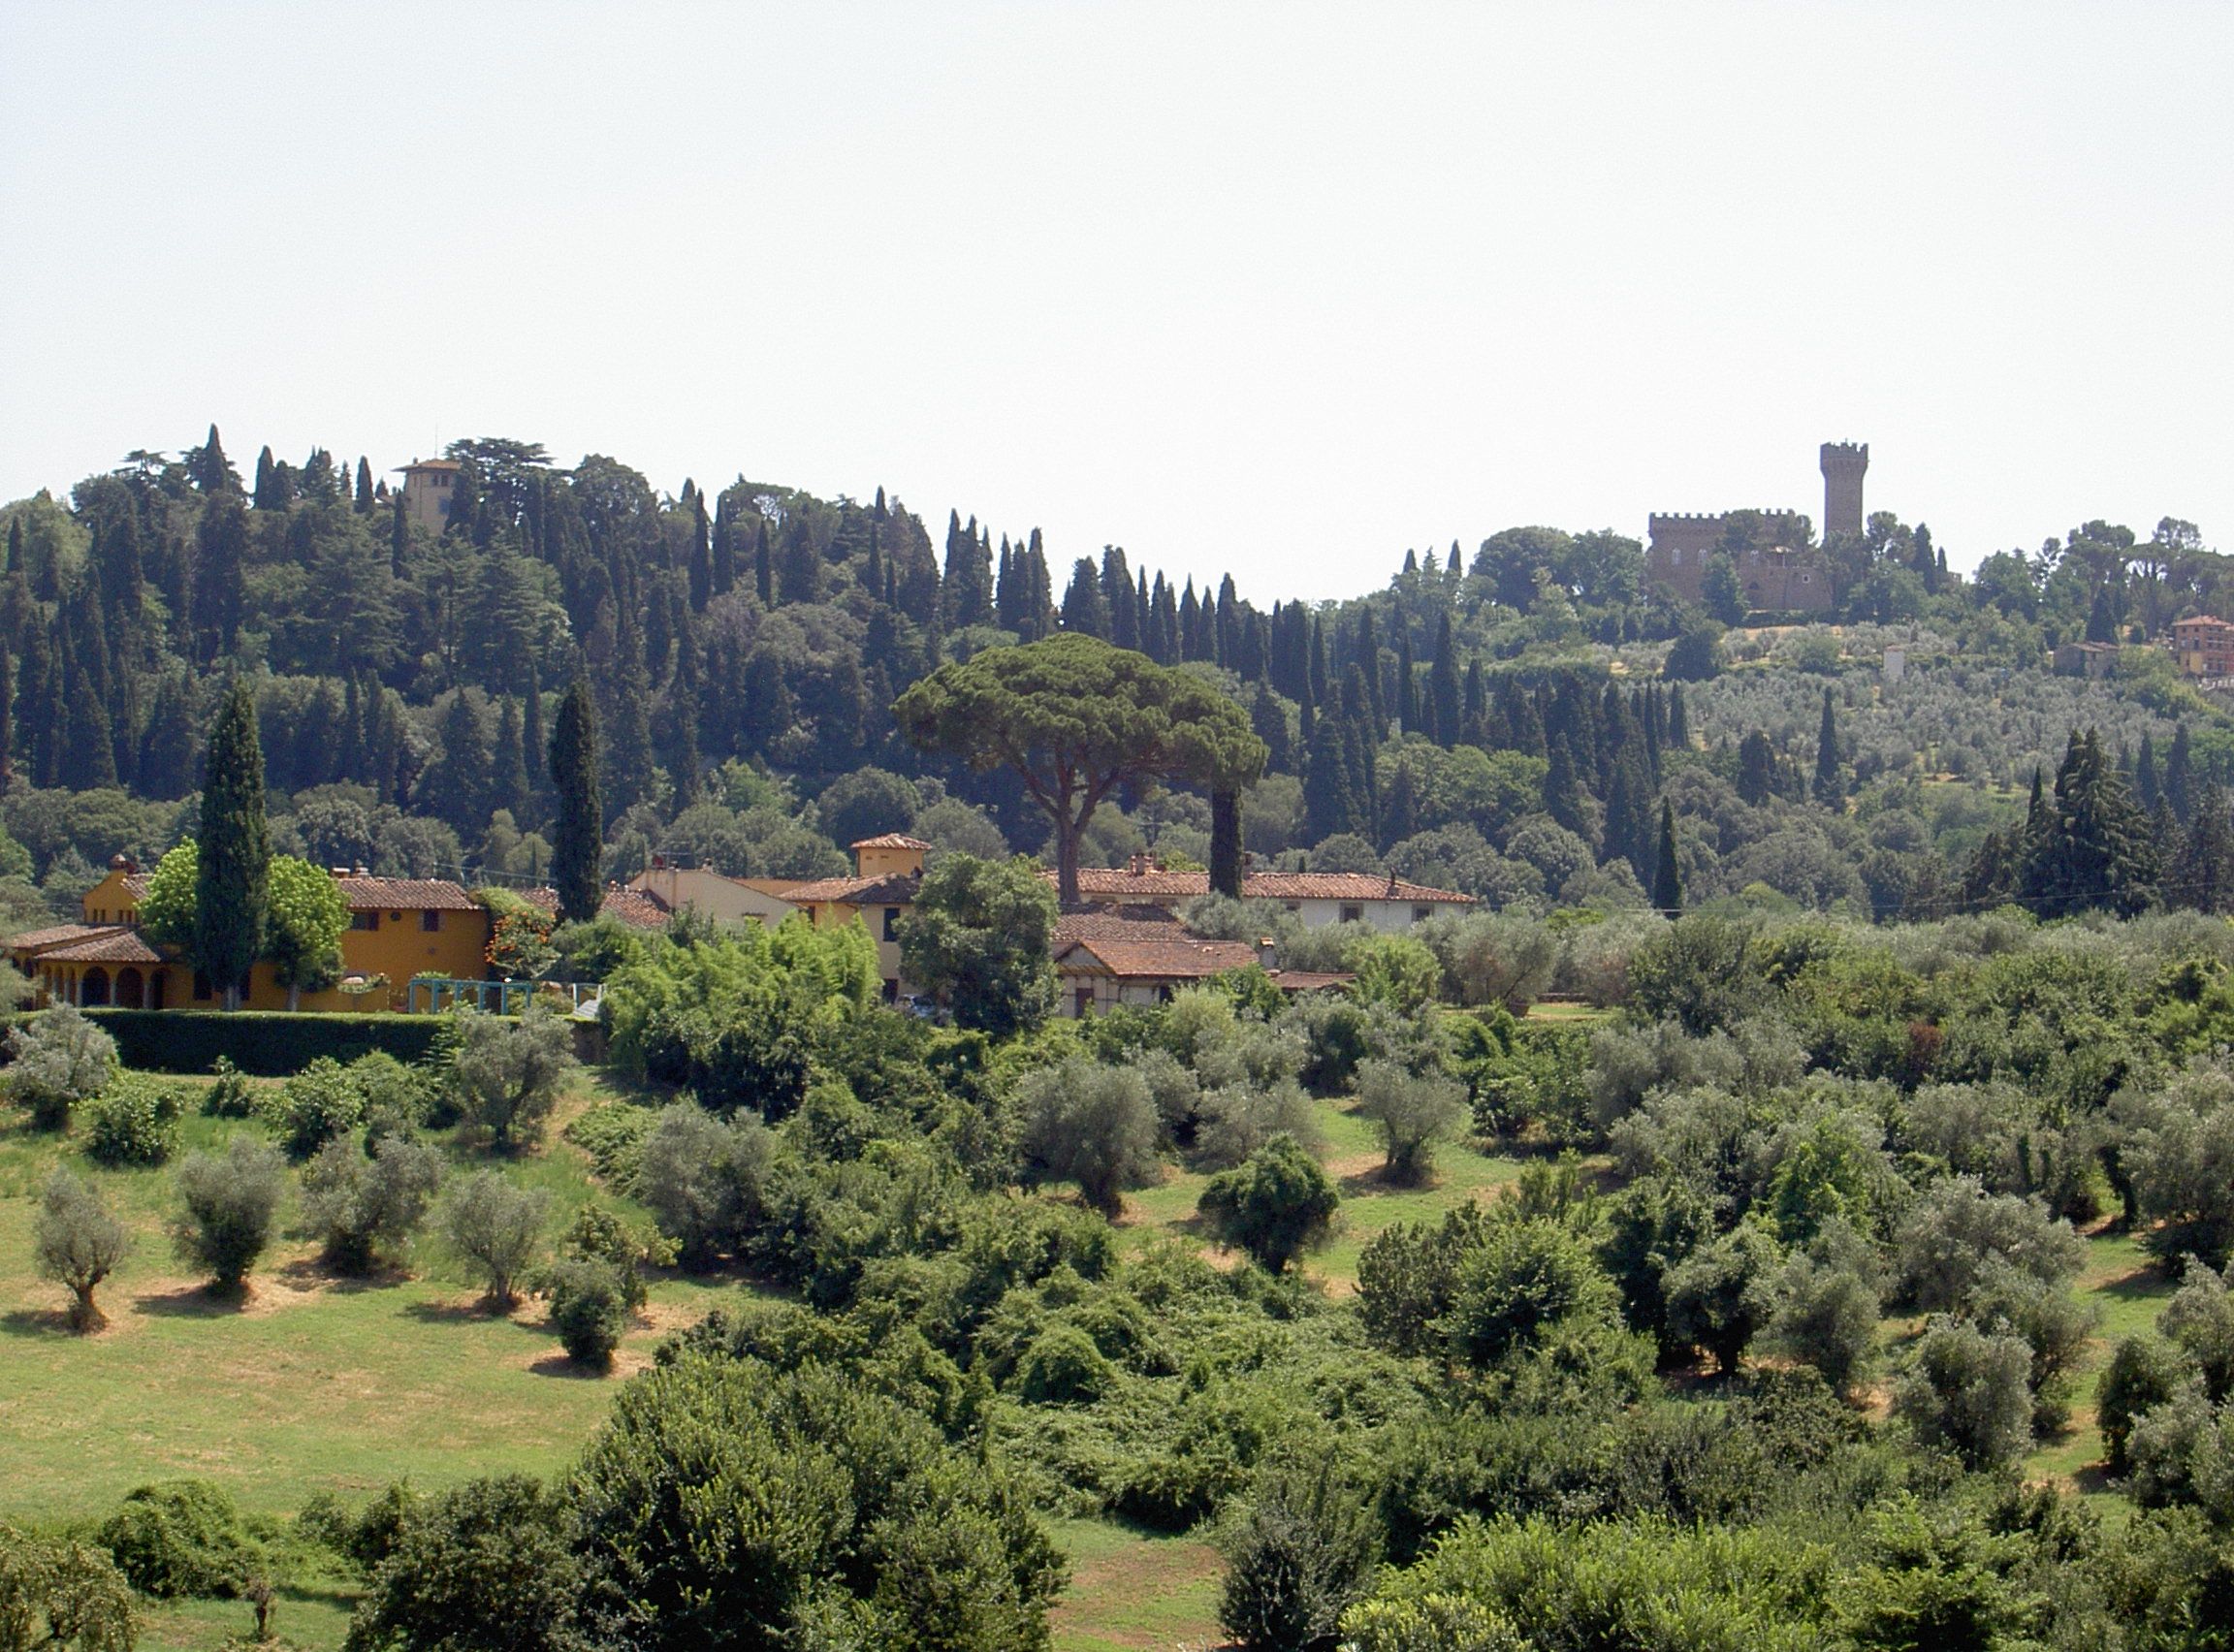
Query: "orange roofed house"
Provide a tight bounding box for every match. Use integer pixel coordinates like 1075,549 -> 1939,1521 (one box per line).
1047,857 -> 1473,930
776,835 -> 931,1003
5,856 -> 493,1012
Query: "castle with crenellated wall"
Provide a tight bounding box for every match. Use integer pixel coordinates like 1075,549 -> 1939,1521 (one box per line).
1644,442 -> 1867,616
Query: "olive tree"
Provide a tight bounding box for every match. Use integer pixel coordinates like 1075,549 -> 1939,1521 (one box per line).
171,1137 -> 288,1290
447,1003 -> 576,1151
437,1171 -> 549,1310
1015,1058 -> 1163,1218
32,1167 -> 132,1332
1353,1060 -> 1466,1186
301,1135 -> 443,1275
3,1008 -> 117,1130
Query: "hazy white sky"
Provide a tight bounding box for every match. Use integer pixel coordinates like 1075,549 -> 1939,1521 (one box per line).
2,3 -> 2226,598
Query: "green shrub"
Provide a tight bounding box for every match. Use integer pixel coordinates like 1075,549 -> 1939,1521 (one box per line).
1199,1133 -> 1340,1273
98,1478 -> 256,1599
201,1055 -> 255,1117
563,1100 -> 659,1191
257,1057 -> 364,1160
0,1524 -> 139,1648
348,1051 -> 431,1143
544,1255 -> 628,1369
1014,1322 -> 1113,1405
1218,1459 -> 1380,1652
81,1073 -> 184,1167
81,1009 -> 449,1076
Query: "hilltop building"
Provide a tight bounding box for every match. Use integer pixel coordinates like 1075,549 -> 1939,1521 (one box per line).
1644,441 -> 1867,615
397,458 -> 463,535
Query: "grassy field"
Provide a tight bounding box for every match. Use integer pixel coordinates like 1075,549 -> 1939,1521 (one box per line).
2022,1226 -> 2179,1498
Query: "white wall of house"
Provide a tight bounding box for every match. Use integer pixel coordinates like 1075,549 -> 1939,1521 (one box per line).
628,866 -> 797,927
1272,896 -> 1457,932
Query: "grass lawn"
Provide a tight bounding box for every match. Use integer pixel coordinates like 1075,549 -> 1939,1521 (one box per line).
1120,1094 -> 1526,1293
0,1072 -> 731,1535
1046,1516 -> 1226,1652
2021,1226 -> 2178,1497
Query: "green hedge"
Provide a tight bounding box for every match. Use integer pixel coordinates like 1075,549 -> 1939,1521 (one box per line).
76,1010 -> 454,1076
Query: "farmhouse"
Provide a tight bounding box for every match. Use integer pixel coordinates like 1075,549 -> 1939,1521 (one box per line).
1046,857 -> 1473,931
4,856 -> 493,1012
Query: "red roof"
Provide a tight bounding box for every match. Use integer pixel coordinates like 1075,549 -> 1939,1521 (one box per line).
522,887 -> 672,931
1054,937 -> 1260,979
335,875 -> 480,912
39,929 -> 165,965
1052,904 -> 1195,944
778,872 -> 921,905
849,833 -> 930,850
5,924 -> 124,954
1051,868 -> 1471,905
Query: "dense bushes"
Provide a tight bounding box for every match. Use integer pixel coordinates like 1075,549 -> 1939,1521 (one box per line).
4,1006 -> 116,1128
97,1478 -> 260,1599
80,1072 -> 183,1166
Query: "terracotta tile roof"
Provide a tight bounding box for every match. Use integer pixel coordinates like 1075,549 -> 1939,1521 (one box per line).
849,833 -> 931,850
5,923 -> 129,954
1049,868 -> 1472,905
335,875 -> 481,911
1268,969 -> 1354,993
39,929 -> 165,965
522,887 -> 673,931
1241,872 -> 1471,905
1055,937 -> 1261,979
1052,904 -> 1195,944
121,874 -> 151,899
778,872 -> 921,905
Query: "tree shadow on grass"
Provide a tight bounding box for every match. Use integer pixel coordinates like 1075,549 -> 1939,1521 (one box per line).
400,1296 -> 512,1325
527,1350 -> 612,1380
0,1305 -> 76,1338
133,1282 -> 249,1318
274,1255 -> 410,1295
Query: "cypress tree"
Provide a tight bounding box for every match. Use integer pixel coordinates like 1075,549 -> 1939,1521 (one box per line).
196,680 -> 270,1010
1303,713 -> 1359,845
2167,723 -> 2193,821
2174,783 -> 2234,913
1430,614 -> 1461,747
251,446 -> 283,511
1603,751 -> 1651,882
550,682 -> 603,925
492,696 -> 529,824
0,640 -> 11,789
18,628 -> 56,789
1545,739 -> 1588,842
1737,731 -> 1776,808
1652,800 -> 1682,916
2135,733 -> 2161,814
686,497 -> 713,610
1812,687 -> 1842,807
775,515 -> 823,606
1382,758 -> 1420,850
1396,633 -> 1420,734
753,520 -> 774,607
521,661 -> 545,812
427,693 -> 494,838
711,496 -> 738,596
1060,558 -> 1109,637
354,456 -> 374,514
389,491 -> 409,575
1251,682 -> 1291,775
1668,683 -> 1690,750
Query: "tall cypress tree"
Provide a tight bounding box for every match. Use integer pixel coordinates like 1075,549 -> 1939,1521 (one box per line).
1652,800 -> 1682,916
1667,683 -> 1690,750
2135,733 -> 2161,814
753,520 -> 774,607
1812,687 -> 1842,807
196,680 -> 270,1010
550,681 -> 603,925
354,457 -> 374,514
2167,723 -> 2193,821
1430,614 -> 1461,747
492,696 -> 529,825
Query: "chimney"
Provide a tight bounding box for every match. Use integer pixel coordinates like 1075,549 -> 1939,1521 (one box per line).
109,853 -> 138,874
1128,851 -> 1146,876
1257,936 -> 1277,970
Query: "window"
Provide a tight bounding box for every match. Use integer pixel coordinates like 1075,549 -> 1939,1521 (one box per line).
882,978 -> 899,1004
420,909 -> 442,933
882,907 -> 901,942
351,911 -> 379,931
1283,901 -> 1301,913
1340,904 -> 1363,924
1413,905 -> 1433,924
1073,987 -> 1095,1019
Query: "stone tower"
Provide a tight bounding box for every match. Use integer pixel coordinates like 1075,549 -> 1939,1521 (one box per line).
1819,441 -> 1867,540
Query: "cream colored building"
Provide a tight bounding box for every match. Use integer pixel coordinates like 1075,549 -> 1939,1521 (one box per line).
626,862 -> 801,928
397,458 -> 463,535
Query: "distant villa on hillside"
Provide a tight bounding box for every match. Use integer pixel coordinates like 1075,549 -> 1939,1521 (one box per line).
1644,441 -> 1867,616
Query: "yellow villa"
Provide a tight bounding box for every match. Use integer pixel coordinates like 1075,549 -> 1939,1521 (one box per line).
5,856 -> 495,1012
